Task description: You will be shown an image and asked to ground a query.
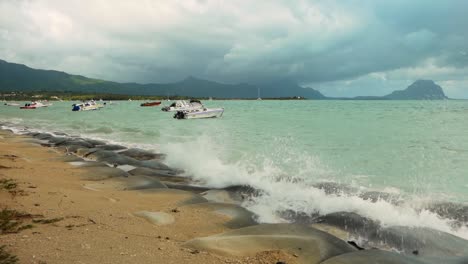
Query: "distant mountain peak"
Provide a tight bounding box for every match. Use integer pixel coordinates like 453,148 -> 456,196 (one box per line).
384,80 -> 447,100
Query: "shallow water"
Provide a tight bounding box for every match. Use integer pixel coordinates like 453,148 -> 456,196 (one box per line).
1,100 -> 468,238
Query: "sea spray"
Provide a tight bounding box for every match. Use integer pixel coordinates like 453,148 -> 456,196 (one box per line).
161,131 -> 468,240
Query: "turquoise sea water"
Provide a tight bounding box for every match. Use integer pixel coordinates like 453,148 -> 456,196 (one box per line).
1,100 -> 468,238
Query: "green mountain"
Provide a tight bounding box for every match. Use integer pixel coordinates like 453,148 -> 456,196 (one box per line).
0,59 -> 449,99
0,59 -> 324,99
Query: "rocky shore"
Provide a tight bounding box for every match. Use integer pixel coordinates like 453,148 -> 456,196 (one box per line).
1,128 -> 467,264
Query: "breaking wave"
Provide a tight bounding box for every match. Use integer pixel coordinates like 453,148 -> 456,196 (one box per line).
161,132 -> 468,240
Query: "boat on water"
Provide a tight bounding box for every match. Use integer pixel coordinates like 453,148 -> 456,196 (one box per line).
140,101 -> 161,107
173,107 -> 224,119
161,100 -> 203,112
20,101 -> 52,109
72,100 -> 103,111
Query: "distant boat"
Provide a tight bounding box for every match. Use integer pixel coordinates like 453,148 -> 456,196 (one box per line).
140,101 -> 161,107
209,97 -> 213,101
128,98 -> 132,101
161,100 -> 203,112
171,99 -> 224,119
72,100 -> 103,111
257,88 -> 262,100
174,107 -> 224,119
20,101 -> 51,109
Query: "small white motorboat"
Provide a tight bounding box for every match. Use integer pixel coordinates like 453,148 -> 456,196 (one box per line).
72,100 -> 103,111
162,100 -> 203,112
173,107 -> 224,119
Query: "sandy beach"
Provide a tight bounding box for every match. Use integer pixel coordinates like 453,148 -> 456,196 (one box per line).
0,130 -> 298,264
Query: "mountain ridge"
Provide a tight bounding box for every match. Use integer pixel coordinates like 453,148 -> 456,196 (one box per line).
0,59 -> 324,99
0,59 -> 449,99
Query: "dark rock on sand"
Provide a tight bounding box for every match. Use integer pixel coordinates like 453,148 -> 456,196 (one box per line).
80,166 -> 129,180
33,133 -> 53,140
52,131 -> 68,136
163,183 -> 210,193
55,139 -> 94,148
86,150 -> 128,162
315,212 -> 468,257
26,132 -> 40,137
83,149 -> 114,159
128,167 -> 179,177
119,148 -> 165,161
425,202 -> 468,224
182,202 -> 257,229
98,153 -> 138,166
373,226 -> 468,257
76,147 -> 98,157
118,175 -> 168,190
201,189 -> 245,204
279,210 -> 320,224
84,139 -> 106,146
184,224 -> 356,264
138,160 -> 171,170
96,144 -> 127,151
320,250 -> 426,264
312,182 -> 357,195
85,150 -> 170,171
359,191 -> 403,204
128,167 -> 188,185
316,212 -> 380,237
223,185 -> 262,198
56,144 -> 90,154
417,256 -> 468,264
47,136 -> 68,145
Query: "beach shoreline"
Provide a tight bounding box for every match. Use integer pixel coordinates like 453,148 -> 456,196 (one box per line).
0,130 -> 299,264
1,128 -> 468,264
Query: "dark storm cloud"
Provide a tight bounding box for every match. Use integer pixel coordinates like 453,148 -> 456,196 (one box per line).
1,0 -> 467,97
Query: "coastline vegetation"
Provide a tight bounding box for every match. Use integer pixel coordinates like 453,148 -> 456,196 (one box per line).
0,179 -> 17,191
0,209 -> 34,234
1,91 -> 306,101
0,245 -> 18,264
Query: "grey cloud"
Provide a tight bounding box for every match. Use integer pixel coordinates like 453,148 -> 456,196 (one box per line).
1,0 -> 468,97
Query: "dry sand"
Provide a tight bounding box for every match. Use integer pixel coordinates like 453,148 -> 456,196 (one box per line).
0,131 -> 298,264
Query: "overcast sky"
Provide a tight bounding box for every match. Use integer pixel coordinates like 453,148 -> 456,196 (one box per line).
1,0 -> 468,98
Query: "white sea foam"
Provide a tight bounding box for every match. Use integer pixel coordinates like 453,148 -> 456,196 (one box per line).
161,132 -> 468,240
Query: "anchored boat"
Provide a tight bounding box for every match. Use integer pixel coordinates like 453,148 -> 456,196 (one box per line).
161,100 -> 203,112
173,107 -> 224,119
140,101 -> 161,107
20,101 -> 52,109
72,101 -> 103,111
